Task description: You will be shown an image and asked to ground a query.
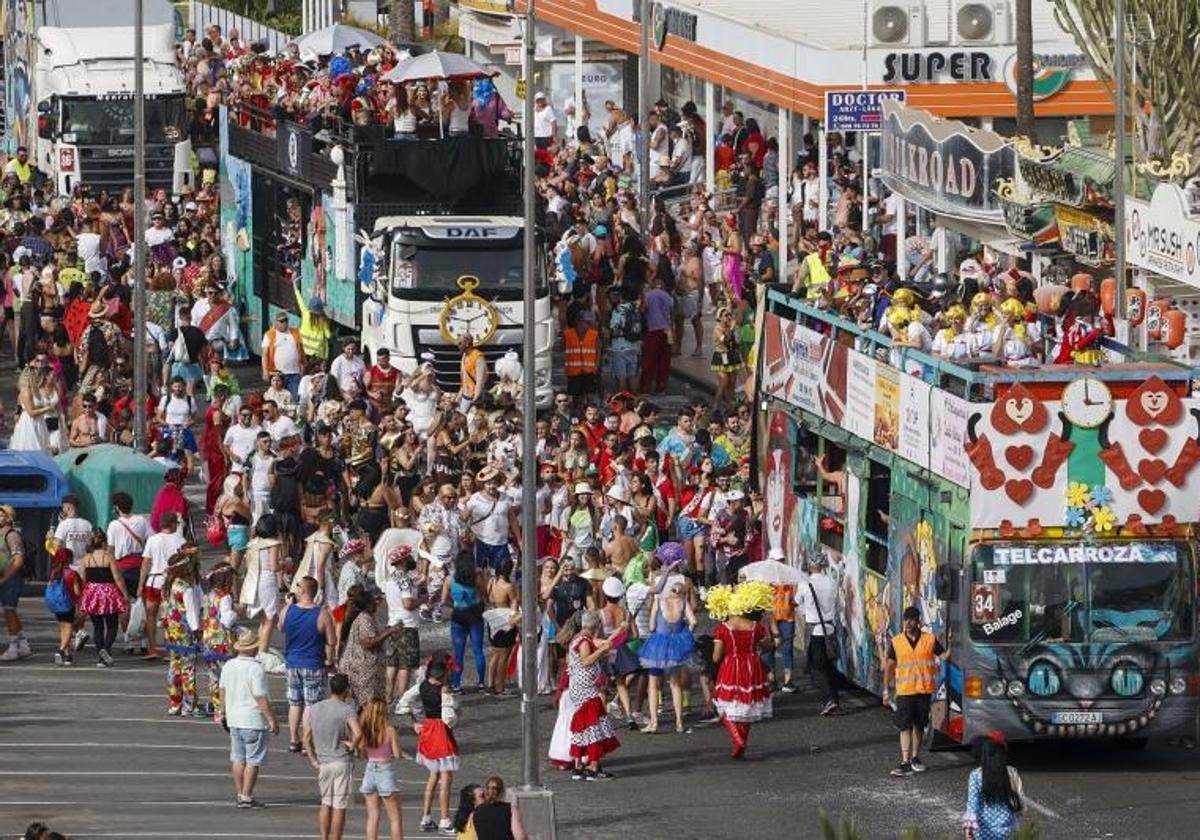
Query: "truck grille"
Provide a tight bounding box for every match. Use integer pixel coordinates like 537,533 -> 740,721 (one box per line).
77,145 -> 176,192
413,328 -> 523,392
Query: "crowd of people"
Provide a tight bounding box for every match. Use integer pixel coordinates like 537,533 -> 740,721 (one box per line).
0,21 -> 1042,840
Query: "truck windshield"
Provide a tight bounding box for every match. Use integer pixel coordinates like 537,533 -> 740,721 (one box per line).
391,244 -> 524,294
968,542 -> 1194,644
60,96 -> 187,146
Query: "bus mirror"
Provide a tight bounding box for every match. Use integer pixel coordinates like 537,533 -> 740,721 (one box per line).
935,564 -> 956,601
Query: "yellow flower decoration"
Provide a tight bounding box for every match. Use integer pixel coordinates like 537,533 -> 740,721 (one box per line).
1091,506 -> 1117,532
1066,482 -> 1092,509
705,585 -> 734,621
729,580 -> 777,617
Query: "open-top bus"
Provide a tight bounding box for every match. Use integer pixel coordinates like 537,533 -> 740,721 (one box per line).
758,286 -> 1200,746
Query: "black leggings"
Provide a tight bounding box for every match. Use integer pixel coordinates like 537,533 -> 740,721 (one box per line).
91,614 -> 119,654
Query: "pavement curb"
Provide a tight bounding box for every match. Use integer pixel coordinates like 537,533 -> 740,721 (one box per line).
669,365 -> 717,395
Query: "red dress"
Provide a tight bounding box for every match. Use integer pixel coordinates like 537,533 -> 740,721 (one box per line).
201,405 -> 229,514
567,635 -> 620,764
713,623 -> 773,723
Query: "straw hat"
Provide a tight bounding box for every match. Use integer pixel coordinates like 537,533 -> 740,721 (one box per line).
574,482 -> 593,496
233,628 -> 260,653
582,567 -> 609,582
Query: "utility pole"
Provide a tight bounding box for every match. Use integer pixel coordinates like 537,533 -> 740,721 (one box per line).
637,0 -> 650,230
1015,0 -> 1035,139
1113,0 -> 1127,321
133,0 -> 147,450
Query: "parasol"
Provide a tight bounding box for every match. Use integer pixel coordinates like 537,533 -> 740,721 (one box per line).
291,23 -> 385,56
740,558 -> 803,587
383,50 -> 496,84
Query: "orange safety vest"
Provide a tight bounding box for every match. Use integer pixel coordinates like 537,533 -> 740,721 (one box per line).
461,347 -> 486,397
563,327 -> 599,376
263,327 -> 305,374
772,584 -> 796,623
891,631 -> 939,696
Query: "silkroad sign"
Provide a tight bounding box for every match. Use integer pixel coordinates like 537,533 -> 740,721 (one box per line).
824,89 -> 907,133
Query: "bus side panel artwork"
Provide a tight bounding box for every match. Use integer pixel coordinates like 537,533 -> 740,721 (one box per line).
763,410 -> 796,557
219,151 -> 255,345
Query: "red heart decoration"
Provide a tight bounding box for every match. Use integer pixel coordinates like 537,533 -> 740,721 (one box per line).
1139,428 -> 1169,455
1138,488 -> 1167,515
1005,478 -> 1035,505
1004,445 -> 1034,472
1138,458 -> 1168,484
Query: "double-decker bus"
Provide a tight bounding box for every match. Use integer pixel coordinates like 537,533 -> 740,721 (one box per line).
757,286 -> 1200,746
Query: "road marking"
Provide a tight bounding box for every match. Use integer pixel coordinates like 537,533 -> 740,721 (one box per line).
0,690 -> 163,698
0,742 -> 229,751
0,716 -> 216,726
0,771 -> 317,780
65,834 -> 435,839
1023,794 -> 1062,820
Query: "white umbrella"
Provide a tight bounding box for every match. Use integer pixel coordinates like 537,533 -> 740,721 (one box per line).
383,50 -> 496,84
292,23 -> 385,56
741,558 -> 803,587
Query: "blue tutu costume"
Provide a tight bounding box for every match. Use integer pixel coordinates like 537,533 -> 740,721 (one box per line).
639,607 -> 695,673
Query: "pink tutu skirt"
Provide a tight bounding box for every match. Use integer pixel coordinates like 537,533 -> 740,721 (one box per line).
80,583 -> 127,616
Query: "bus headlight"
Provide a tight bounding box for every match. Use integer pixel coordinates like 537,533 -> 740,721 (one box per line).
1169,676 -> 1188,695
1149,678 -> 1167,696
1006,681 -> 1025,698
986,679 -> 1006,698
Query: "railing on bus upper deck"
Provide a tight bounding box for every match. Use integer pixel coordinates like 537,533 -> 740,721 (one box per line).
764,286 -> 1195,402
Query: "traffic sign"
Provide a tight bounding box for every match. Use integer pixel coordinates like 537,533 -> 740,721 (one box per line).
824,89 -> 906,133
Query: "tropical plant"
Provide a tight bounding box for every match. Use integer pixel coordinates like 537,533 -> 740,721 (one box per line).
817,808 -> 1041,839
388,0 -> 417,43
1051,1 -> 1200,173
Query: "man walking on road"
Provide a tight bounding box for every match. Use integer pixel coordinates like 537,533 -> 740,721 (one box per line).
222,628 -> 278,807
280,576 -> 335,753
797,553 -> 838,712
304,673 -> 362,840
883,605 -> 949,777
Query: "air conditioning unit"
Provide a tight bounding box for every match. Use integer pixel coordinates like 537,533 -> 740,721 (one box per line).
955,1 -> 1012,45
870,2 -> 924,47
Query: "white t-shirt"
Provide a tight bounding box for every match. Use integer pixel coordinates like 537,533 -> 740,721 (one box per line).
533,104 -> 557,140
264,414 -> 298,443
401,387 -> 439,435
701,245 -> 722,284
671,136 -> 692,172
223,423 -> 262,464
220,656 -> 269,730
158,393 -> 195,427
248,451 -> 275,497
385,574 -> 420,628
261,329 -> 302,375
145,225 -> 174,247
329,354 -> 366,395
76,231 -> 106,275
54,516 -> 93,567
882,193 -> 900,236
465,492 -> 511,546
107,515 -> 150,559
143,531 -> 185,589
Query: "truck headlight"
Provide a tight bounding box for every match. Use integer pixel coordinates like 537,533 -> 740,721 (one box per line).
534,367 -> 551,387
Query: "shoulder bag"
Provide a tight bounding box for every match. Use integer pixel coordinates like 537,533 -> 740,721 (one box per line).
808,580 -> 838,664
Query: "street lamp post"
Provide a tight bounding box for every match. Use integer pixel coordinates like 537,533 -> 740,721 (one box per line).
132,0 -> 147,449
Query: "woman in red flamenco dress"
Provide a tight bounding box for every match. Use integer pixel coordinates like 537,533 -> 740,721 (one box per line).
566,611 -> 620,779
710,583 -> 774,759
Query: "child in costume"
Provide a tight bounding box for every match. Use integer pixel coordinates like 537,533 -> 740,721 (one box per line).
161,546 -> 203,716
200,562 -> 237,724
396,655 -> 460,835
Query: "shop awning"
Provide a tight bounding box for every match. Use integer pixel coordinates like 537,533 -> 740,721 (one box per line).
932,214 -> 1035,258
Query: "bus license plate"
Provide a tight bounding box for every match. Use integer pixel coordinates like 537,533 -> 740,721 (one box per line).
1051,711 -> 1103,724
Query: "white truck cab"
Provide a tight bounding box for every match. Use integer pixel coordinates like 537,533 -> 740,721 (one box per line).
359,215 -> 555,408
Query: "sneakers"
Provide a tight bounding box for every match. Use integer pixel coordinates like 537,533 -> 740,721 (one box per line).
191,707 -> 210,718
71,629 -> 89,651
236,795 -> 263,808
890,761 -> 914,777
438,818 -> 454,836
820,700 -> 840,716
588,769 -> 613,780
780,683 -> 798,694
97,649 -> 114,668
0,636 -> 31,662
571,768 -> 586,780
909,757 -> 927,773
54,649 -> 65,666
167,706 -> 182,716
419,814 -> 435,831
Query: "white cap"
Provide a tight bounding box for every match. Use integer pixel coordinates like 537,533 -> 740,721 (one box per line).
534,91 -> 547,100
574,482 -> 593,496
724,489 -> 745,502
602,577 -> 625,598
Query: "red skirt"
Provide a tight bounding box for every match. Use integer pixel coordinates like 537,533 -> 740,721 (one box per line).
569,696 -> 619,764
415,718 -> 460,772
713,654 -> 773,722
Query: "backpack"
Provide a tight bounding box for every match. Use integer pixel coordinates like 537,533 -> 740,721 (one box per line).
619,303 -> 644,343
44,568 -> 73,615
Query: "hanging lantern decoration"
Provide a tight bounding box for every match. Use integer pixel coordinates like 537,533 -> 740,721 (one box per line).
1147,298 -> 1170,339
1165,307 -> 1187,349
1125,288 -> 1146,326
1100,277 -> 1117,317
1070,272 -> 1093,293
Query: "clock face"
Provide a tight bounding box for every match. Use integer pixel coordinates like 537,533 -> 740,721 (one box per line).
1061,377 -> 1113,429
441,296 -> 497,344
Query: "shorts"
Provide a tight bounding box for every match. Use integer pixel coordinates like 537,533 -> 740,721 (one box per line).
54,609 -> 76,623
286,666 -> 328,707
360,759 -> 398,796
894,693 -> 932,731
0,574 -> 23,608
676,289 -> 700,320
227,524 -> 249,551
609,346 -> 640,380
318,761 -> 354,809
676,515 -> 705,541
143,586 -> 163,605
171,361 -> 204,384
490,627 -> 518,649
474,541 -> 511,572
229,726 -> 270,766
385,626 -> 421,669
566,373 -> 599,397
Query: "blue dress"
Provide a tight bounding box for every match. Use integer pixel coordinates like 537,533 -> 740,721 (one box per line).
638,606 -> 695,672
963,767 -> 1019,840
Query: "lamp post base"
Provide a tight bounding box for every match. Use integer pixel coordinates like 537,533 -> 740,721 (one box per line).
513,787 -> 557,840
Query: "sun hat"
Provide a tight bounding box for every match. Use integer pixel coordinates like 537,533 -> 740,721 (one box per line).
339,538 -> 366,559
602,577 -> 626,598
574,482 -> 593,496
233,628 -> 260,652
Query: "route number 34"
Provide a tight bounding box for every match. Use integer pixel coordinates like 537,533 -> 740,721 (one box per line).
971,584 -> 998,623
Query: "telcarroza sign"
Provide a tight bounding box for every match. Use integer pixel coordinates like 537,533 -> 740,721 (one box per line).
824,89 -> 906,133
1126,182 -> 1200,289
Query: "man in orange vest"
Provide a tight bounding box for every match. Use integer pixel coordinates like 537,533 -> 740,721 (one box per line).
458,335 -> 489,413
562,310 -> 600,410
260,311 -> 306,398
882,605 -> 948,777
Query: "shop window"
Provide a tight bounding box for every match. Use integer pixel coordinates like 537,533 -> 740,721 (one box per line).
864,459 -> 891,575
792,428 -> 819,499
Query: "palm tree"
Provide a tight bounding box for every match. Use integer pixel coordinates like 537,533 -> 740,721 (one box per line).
389,0 -> 416,43
1015,0 -> 1036,139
